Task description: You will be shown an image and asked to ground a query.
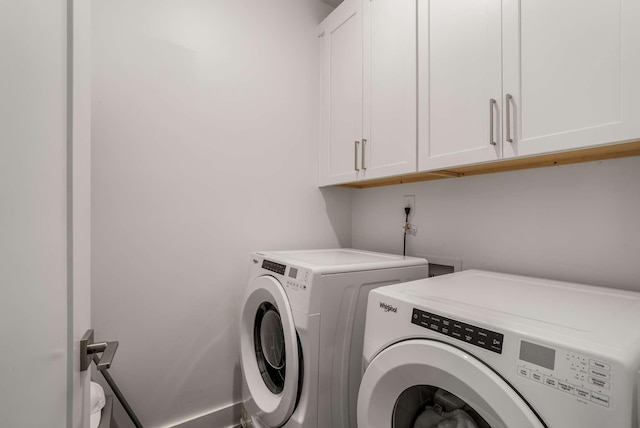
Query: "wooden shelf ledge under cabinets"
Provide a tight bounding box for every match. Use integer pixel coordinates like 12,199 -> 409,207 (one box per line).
339,141 -> 640,189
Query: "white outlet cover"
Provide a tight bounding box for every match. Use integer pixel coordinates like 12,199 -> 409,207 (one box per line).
403,195 -> 415,217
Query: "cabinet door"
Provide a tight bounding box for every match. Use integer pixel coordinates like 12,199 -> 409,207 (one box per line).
319,0 -> 363,186
361,0 -> 417,180
418,0 -> 503,171
503,0 -> 640,158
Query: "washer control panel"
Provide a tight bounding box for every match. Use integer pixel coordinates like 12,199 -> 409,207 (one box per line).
284,265 -> 309,292
261,259 -> 309,291
411,309 -> 504,354
516,340 -> 613,409
262,259 -> 286,275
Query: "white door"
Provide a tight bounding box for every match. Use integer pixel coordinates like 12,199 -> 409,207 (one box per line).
418,0 -> 503,171
358,340 -> 546,428
0,1 -> 91,427
240,276 -> 301,427
502,0 -> 640,158
361,0 -> 417,180
319,0 -> 363,186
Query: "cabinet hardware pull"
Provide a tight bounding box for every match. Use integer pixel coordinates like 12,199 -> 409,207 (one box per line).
489,98 -> 497,146
354,140 -> 360,171
506,94 -> 514,143
362,139 -> 367,170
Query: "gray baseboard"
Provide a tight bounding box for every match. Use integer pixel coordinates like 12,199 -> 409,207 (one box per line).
167,402 -> 242,428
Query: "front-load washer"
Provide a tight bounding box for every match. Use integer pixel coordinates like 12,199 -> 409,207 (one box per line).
358,269 -> 640,428
239,249 -> 428,428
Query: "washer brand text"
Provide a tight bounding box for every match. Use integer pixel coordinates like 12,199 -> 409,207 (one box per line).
379,302 -> 397,313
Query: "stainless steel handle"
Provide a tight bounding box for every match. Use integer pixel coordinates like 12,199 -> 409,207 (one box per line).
81,329 -> 119,371
362,139 -> 367,170
90,341 -> 119,370
354,141 -> 360,171
81,329 -> 143,427
489,98 -> 497,146
506,93 -> 514,143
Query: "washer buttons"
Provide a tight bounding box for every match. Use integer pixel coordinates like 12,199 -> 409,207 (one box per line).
590,391 -> 610,407
589,367 -> 611,380
517,366 -> 531,378
544,376 -> 558,388
589,360 -> 611,372
531,372 -> 544,383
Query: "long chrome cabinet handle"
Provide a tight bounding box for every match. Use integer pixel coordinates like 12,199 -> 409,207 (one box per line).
354,140 -> 360,171
506,93 -> 514,143
489,98 -> 497,146
362,139 -> 367,170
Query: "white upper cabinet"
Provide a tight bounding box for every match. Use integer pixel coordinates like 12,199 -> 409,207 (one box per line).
319,0 -> 363,186
418,0 -> 503,171
319,0 -> 417,186
502,0 -> 640,158
361,0 -> 417,180
320,0 -> 640,186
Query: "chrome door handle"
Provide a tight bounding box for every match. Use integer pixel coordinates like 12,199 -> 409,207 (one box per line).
362,139 -> 367,170
80,330 -> 143,427
489,98 -> 497,146
90,341 -> 119,370
506,93 -> 514,143
81,329 -> 119,371
354,141 -> 360,171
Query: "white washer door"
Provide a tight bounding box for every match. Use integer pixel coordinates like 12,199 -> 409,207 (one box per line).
358,340 -> 547,428
240,275 -> 300,427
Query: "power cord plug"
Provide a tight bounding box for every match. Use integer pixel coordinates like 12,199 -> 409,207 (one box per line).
403,206 -> 411,256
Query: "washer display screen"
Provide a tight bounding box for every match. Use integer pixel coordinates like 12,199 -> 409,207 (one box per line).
519,340 -> 555,370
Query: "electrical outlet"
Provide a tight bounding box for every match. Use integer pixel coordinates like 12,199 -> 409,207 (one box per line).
403,195 -> 415,217
408,224 -> 418,236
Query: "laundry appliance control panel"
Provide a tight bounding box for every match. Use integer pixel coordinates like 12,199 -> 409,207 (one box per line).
411,309 -> 504,354
516,339 -> 613,409
262,259 -> 310,292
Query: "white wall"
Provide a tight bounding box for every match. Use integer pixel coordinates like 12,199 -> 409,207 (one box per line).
352,156 -> 640,292
91,1 -> 347,427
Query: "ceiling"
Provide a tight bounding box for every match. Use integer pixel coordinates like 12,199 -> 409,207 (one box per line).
320,0 -> 343,7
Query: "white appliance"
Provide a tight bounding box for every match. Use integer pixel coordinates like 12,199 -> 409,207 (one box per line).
239,249 -> 428,428
358,270 -> 640,428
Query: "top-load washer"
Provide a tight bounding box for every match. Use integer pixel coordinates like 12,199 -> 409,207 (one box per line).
239,249 -> 428,428
358,269 -> 640,428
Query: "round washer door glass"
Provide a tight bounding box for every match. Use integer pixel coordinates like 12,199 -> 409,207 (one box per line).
255,302 -> 286,393
239,275 -> 300,428
358,340 -> 546,428
392,385 -> 491,428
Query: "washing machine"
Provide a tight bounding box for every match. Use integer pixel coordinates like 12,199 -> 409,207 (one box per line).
239,249 -> 429,428
358,269 -> 640,428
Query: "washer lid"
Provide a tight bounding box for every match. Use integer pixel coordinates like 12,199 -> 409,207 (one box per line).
240,276 -> 300,427
395,270 -> 640,331
257,249 -> 427,274
275,249 -> 398,265
358,339 -> 546,428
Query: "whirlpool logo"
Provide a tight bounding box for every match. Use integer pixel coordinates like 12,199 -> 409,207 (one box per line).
379,302 -> 398,313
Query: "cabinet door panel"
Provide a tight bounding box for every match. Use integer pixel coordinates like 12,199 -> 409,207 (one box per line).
503,0 -> 640,158
419,0 -> 502,171
362,0 -> 417,180
319,0 -> 363,186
